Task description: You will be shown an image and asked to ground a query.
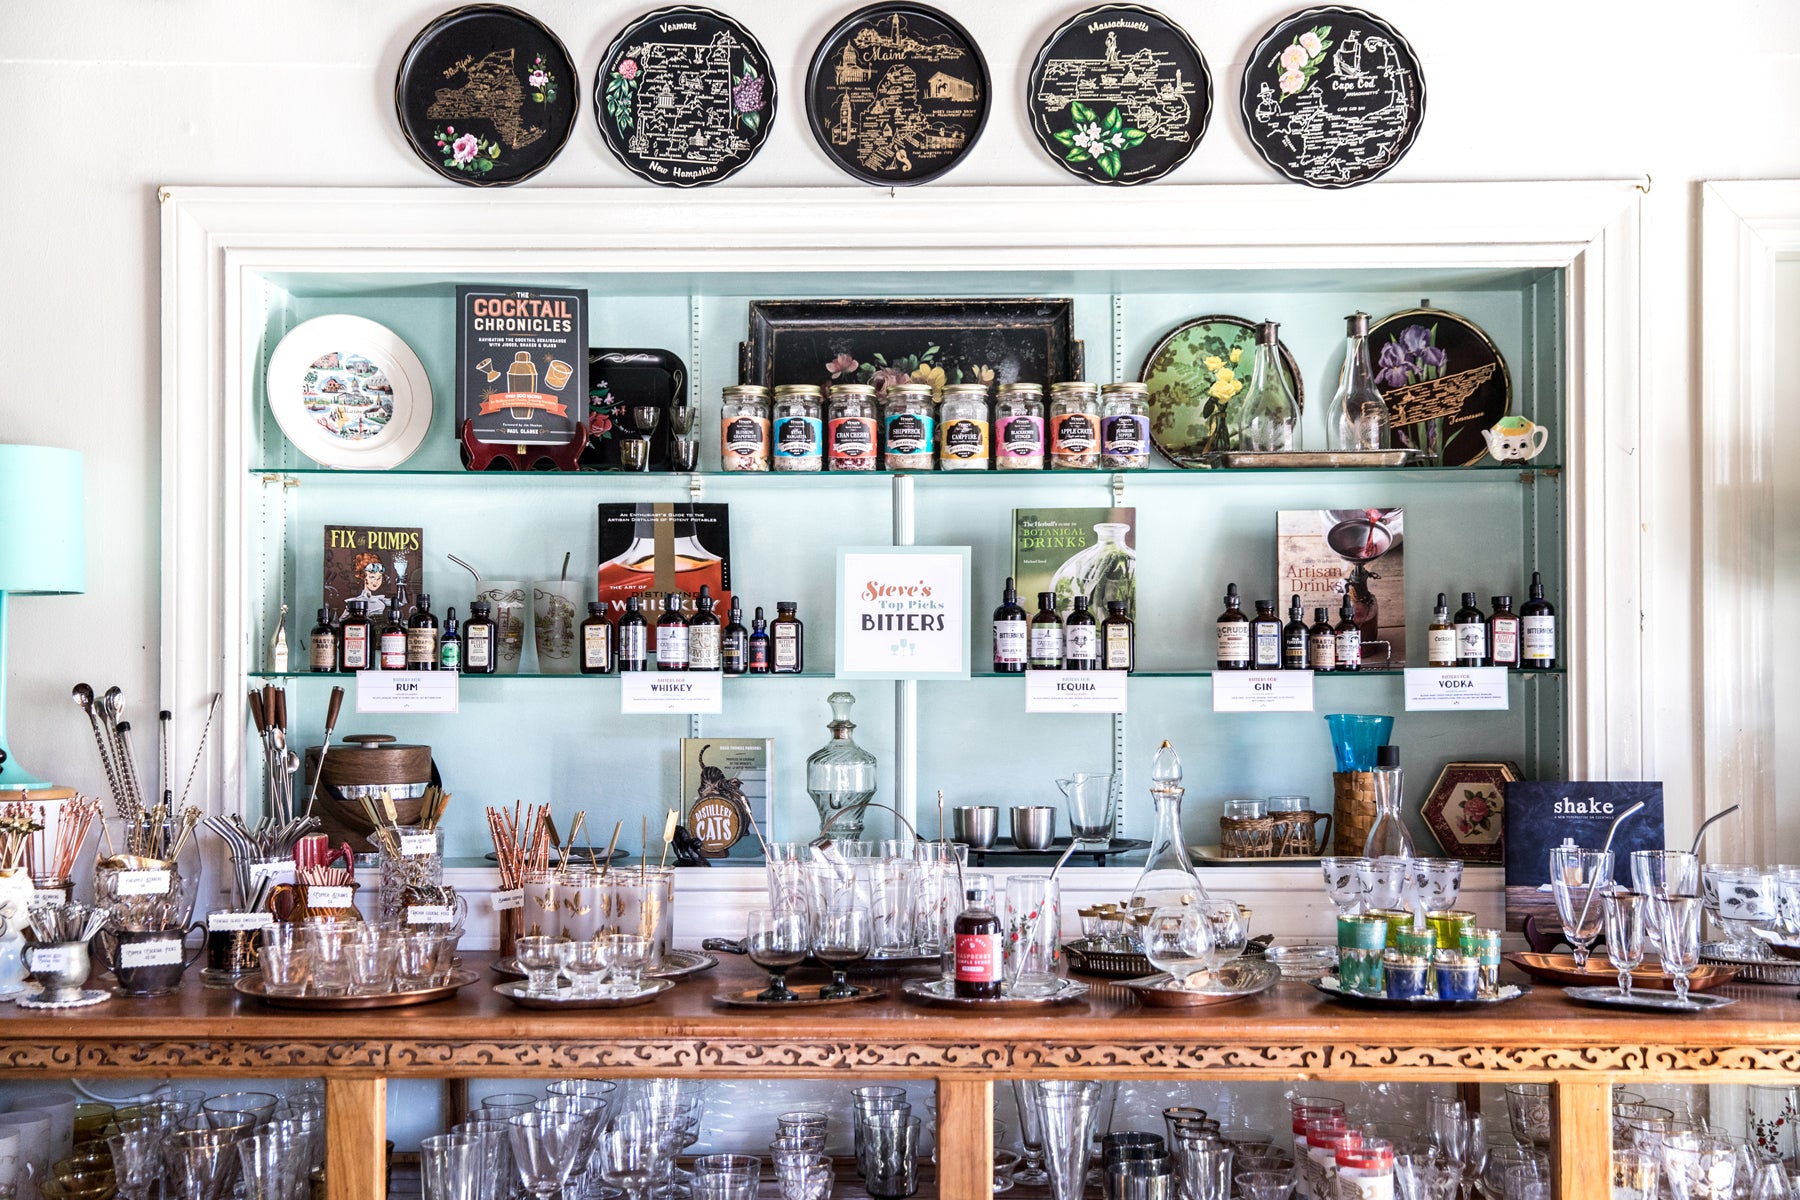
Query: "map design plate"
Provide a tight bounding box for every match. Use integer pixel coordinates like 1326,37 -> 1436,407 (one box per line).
595,7 -> 776,188
806,3 -> 989,186
1027,5 -> 1213,186
1367,306 -> 1511,466
1238,5 -> 1424,189
396,5 -> 578,187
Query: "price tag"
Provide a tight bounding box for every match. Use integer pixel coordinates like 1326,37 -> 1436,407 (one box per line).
26,946 -> 71,974
119,939 -> 184,968
621,672 -> 723,715
399,833 -> 439,856
208,911 -> 275,933
492,889 -> 525,912
32,889 -> 69,907
356,669 -> 460,715
1024,670 -> 1128,714
248,861 -> 295,887
115,870 -> 171,897
406,905 -> 456,926
306,886 -> 355,910
1403,667 -> 1511,711
1212,671 -> 1315,713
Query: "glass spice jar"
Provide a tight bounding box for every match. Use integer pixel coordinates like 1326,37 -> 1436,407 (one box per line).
1100,381 -> 1151,469
1048,381 -> 1101,470
882,382 -> 937,471
720,384 -> 772,471
994,382 -> 1045,470
937,383 -> 991,471
826,383 -> 879,472
771,384 -> 824,472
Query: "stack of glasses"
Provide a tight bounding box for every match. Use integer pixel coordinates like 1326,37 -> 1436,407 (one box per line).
256,917 -> 461,997
851,1086 -> 920,1198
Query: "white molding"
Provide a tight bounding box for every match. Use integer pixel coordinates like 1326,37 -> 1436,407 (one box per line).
1700,181 -> 1800,861
159,183 -> 1644,930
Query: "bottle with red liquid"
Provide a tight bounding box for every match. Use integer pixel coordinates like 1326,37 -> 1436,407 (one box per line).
953,873 -> 1002,999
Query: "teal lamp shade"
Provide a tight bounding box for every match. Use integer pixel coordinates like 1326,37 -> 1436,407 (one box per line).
0,444 -> 85,790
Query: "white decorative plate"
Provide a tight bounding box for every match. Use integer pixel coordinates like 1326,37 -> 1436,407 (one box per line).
266,315 -> 432,469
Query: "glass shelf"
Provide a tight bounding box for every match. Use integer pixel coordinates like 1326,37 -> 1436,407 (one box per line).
246,670 -> 840,680
249,463 -> 1560,482
249,667 -> 1565,681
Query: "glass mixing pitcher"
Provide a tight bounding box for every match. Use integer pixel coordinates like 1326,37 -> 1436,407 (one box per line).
1056,772 -> 1117,850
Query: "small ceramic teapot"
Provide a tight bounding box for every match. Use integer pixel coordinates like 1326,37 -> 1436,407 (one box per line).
1481,415 -> 1549,462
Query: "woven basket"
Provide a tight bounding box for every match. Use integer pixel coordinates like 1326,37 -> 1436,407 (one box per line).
1220,815 -> 1275,858
1332,771 -> 1377,855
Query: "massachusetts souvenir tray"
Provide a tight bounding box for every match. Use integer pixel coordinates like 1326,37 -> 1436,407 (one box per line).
1504,952 -> 1737,993
1311,974 -> 1527,1010
236,968 -> 481,1010
900,977 -> 1090,1011
494,978 -> 673,1010
1121,959 -> 1281,1008
1562,985 -> 1738,1014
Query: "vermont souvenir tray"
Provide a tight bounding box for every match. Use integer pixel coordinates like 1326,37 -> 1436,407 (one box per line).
396,5 -> 579,186
1238,5 -> 1424,189
594,7 -> 776,187
1562,985 -> 1738,1014
1026,5 -> 1213,186
805,3 -> 989,186
1140,315 -> 1303,464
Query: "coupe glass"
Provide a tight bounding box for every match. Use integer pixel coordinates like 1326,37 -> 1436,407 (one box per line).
1548,846 -> 1613,967
513,936 -> 564,997
813,898 -> 871,998
1604,890 -> 1648,998
598,933 -> 652,995
1656,893 -> 1705,1005
508,1109 -> 588,1200
746,908 -> 810,1002
1143,907 -> 1215,990
1321,857 -> 1373,916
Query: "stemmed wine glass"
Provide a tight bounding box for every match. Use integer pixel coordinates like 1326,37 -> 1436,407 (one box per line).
813,897 -> 871,999
1143,906 -> 1216,990
1321,857 -> 1373,916
746,907 -> 810,1002
1631,849 -> 1697,954
1549,846 -> 1613,967
1604,890 -> 1648,999
1656,893 -> 1704,1007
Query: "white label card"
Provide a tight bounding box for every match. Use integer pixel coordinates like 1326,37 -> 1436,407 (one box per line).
1212,671 -> 1315,713
355,670 -> 460,715
1024,670 -> 1128,714
620,672 -> 723,714
119,940 -> 184,968
27,946 -> 71,974
32,889 -> 68,907
115,870 -> 171,897
492,889 -> 525,912
208,912 -> 275,933
1403,667 -> 1511,711
248,861 -> 296,887
399,833 -> 439,856
406,905 -> 456,926
306,886 -> 355,910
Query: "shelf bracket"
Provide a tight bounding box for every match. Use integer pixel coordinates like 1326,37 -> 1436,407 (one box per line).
259,473 -> 299,489
687,474 -> 705,502
688,714 -> 703,739
1111,473 -> 1126,505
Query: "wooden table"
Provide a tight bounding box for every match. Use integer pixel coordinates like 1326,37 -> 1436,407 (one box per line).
3,956 -> 1796,1200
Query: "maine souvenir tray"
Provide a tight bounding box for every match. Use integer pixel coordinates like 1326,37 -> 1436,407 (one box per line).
900,977 -> 1090,1011
1311,974 -> 1528,1010
1562,985 -> 1738,1014
236,968 -> 481,1010
714,984 -> 884,1010
1121,958 -> 1281,1008
1504,952 -> 1737,993
491,947 -> 717,980
1700,942 -> 1800,985
494,978 -> 673,1010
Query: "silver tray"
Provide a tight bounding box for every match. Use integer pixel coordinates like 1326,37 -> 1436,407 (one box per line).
1562,985 -> 1738,1014
1121,959 -> 1281,1008
1064,937 -> 1152,980
237,969 -> 480,1010
1197,449 -> 1422,469
1311,975 -> 1528,1010
494,978 -> 673,1010
1701,942 -> 1800,985
900,976 -> 1089,1011
492,948 -> 718,981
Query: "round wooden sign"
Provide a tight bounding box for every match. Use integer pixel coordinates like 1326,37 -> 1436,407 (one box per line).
593,6 -> 777,188
688,794 -> 744,856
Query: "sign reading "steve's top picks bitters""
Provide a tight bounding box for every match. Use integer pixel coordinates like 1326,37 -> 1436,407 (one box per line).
836,547 -> 971,680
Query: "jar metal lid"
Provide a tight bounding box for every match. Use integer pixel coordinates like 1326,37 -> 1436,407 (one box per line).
772,384 -> 823,398
721,384 -> 771,399
1101,381 -> 1149,396
828,383 -> 877,396
1050,381 -> 1099,395
996,381 -> 1044,396
886,382 -> 935,398
940,383 -> 991,397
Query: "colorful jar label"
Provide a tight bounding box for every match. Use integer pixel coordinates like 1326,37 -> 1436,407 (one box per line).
884,412 -> 934,457
722,415 -> 770,467
954,931 -> 1001,982
774,416 -> 822,457
940,418 -> 989,460
828,416 -> 877,464
1051,412 -> 1097,454
998,415 -> 1045,456
1103,414 -> 1149,455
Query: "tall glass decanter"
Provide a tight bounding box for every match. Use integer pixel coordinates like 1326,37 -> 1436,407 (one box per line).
1326,312 -> 1390,451
1362,744 -> 1413,857
807,691 -> 877,839
1128,740 -> 1209,911
1236,320 -> 1300,452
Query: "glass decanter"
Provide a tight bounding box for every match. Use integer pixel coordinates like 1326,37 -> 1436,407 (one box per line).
1236,321 -> 1300,452
1128,741 -> 1209,911
1326,312 -> 1390,451
1048,522 -> 1136,615
1362,744 -> 1414,858
807,691 -> 877,839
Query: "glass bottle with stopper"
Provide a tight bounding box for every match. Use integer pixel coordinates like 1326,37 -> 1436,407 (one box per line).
1129,740 -> 1208,912
1237,320 -> 1300,452
806,691 -> 878,839
1326,312 -> 1390,452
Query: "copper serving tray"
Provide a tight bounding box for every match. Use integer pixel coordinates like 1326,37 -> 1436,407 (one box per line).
236,968 -> 480,1010
1505,952 -> 1737,993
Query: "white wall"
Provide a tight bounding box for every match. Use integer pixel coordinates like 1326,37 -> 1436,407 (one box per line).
4,0 -> 1800,847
